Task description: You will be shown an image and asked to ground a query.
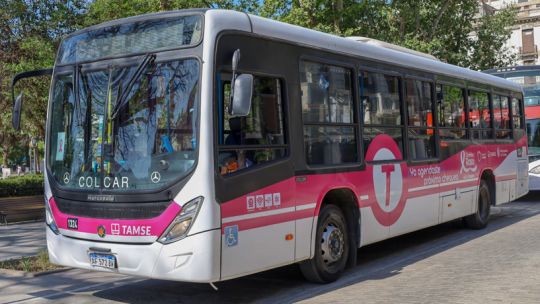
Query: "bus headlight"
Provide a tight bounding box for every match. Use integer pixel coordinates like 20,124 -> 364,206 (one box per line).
158,197 -> 203,244
530,165 -> 540,174
45,197 -> 60,235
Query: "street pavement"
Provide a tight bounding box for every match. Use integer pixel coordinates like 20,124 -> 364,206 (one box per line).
0,222 -> 46,262
1,195 -> 540,303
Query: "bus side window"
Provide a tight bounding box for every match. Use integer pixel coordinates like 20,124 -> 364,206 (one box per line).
493,95 -> 511,139
437,84 -> 467,140
468,90 -> 492,139
512,97 -> 525,139
218,76 -> 287,175
512,97 -> 523,130
359,71 -> 404,158
405,79 -> 436,160
300,61 -> 357,166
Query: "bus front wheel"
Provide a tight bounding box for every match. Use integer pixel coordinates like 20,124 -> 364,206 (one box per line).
300,204 -> 349,283
464,180 -> 491,229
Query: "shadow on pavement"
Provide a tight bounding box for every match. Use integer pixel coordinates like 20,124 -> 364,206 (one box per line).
83,196 -> 540,304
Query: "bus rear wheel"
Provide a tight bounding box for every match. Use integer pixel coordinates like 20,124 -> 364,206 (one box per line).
300,204 -> 349,283
464,180 -> 491,229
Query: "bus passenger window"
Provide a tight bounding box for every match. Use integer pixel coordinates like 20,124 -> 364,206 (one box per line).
300,61 -> 353,124
217,77 -> 287,175
361,72 -> 401,126
405,79 -> 436,160
359,71 -> 404,157
512,97 -> 525,139
437,84 -> 467,140
493,95 -> 511,139
468,90 -> 492,139
512,97 -> 524,129
300,61 -> 358,166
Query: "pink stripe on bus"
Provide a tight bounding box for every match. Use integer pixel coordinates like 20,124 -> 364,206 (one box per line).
49,197 -> 180,238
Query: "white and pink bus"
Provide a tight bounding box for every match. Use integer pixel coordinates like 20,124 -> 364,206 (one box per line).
12,9 -> 528,284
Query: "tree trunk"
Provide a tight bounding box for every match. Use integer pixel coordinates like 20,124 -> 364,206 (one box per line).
2,148 -> 9,167
334,0 -> 343,33
429,0 -> 454,40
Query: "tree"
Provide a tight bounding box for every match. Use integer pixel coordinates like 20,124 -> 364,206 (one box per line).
468,5 -> 518,70
84,0 -> 260,26
0,0 -> 87,167
0,0 -> 518,167
260,0 -> 517,69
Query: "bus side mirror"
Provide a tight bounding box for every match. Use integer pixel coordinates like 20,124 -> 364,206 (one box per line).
10,68 -> 53,131
12,93 -> 23,131
230,74 -> 253,117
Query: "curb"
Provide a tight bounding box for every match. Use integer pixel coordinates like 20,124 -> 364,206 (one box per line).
0,267 -> 71,278
0,219 -> 45,227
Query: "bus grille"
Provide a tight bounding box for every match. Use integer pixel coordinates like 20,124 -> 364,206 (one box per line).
54,198 -> 172,219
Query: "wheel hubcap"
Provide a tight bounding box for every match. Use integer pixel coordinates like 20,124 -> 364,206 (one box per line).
321,224 -> 344,265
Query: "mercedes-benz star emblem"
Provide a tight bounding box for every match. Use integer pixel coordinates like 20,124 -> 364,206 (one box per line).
63,172 -> 70,184
151,171 -> 161,184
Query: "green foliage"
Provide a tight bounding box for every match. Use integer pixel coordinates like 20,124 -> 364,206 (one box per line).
261,0 -> 517,69
468,5 -> 519,70
84,0 -> 259,26
0,0 -> 520,167
0,249 -> 62,272
0,0 -> 87,166
0,174 -> 44,197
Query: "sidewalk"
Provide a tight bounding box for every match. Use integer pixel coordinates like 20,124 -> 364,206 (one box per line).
0,221 -> 46,261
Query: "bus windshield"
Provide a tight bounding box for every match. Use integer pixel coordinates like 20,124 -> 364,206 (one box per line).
48,51 -> 199,192
57,15 -> 202,64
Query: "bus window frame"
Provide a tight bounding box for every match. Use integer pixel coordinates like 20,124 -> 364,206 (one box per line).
515,94 -> 525,128
358,66 -> 407,163
403,75 -> 440,164
466,85 -> 494,141
510,95 -> 526,138
215,70 -> 291,178
491,89 -> 513,142
435,81 -> 470,141
299,55 -> 362,170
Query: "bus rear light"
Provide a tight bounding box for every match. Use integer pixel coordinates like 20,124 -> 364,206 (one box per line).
45,197 -> 60,235
158,197 -> 203,244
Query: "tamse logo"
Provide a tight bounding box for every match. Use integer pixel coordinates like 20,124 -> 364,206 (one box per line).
97,225 -> 106,238
67,218 -> 78,230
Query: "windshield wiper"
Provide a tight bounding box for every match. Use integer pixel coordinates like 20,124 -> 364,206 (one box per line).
110,53 -> 156,119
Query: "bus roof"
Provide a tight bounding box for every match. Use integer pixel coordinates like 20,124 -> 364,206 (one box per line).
60,9 -> 522,93
243,12 -> 522,93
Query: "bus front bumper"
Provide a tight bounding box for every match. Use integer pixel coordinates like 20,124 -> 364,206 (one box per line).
46,227 -> 221,283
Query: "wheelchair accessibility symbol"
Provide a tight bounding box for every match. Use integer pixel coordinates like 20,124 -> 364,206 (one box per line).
224,225 -> 238,247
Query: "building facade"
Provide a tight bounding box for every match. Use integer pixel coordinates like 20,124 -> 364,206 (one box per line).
483,0 -> 540,65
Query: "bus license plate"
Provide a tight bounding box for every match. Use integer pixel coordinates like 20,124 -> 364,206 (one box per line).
89,253 -> 116,269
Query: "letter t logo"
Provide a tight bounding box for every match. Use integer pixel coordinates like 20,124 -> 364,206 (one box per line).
381,164 -> 395,207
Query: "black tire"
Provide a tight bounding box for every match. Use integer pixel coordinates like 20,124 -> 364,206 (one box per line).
464,180 -> 491,229
300,204 -> 349,283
